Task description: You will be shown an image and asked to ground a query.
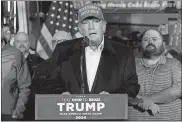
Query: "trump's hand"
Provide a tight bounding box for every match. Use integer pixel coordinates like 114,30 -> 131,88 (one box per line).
99,91 -> 109,94
62,92 -> 71,95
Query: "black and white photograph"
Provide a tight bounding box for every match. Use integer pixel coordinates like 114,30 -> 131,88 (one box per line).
1,0 -> 181,121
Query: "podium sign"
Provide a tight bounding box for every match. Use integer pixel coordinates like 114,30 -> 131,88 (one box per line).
35,94 -> 128,120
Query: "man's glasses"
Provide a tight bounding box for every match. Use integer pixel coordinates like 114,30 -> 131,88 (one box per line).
142,37 -> 159,42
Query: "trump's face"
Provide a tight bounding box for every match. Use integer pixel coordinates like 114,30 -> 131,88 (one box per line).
142,30 -> 165,58
78,17 -> 107,46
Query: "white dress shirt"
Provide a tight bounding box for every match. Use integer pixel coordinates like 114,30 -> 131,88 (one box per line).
85,38 -> 104,91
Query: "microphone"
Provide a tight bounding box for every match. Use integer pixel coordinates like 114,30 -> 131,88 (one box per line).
82,36 -> 89,47
80,36 -> 89,94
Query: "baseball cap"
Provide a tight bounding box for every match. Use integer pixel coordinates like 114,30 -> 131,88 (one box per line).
78,3 -> 104,22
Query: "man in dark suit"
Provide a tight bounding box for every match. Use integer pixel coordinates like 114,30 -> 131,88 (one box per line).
13,32 -> 44,120
13,32 -> 44,76
33,3 -> 139,98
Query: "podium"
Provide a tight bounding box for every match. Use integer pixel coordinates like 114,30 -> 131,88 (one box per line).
35,94 -> 128,120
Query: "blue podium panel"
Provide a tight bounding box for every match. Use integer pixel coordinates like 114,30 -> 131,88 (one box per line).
35,94 -> 128,120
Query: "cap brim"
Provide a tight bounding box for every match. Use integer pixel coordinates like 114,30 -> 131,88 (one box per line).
79,13 -> 104,22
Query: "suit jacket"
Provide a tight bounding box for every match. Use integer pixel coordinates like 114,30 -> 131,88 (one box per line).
33,37 -> 140,98
26,54 -> 44,76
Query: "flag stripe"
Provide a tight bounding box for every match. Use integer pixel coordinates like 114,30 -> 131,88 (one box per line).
39,35 -> 52,57
41,23 -> 53,45
36,41 -> 49,59
40,23 -> 53,52
36,24 -> 53,58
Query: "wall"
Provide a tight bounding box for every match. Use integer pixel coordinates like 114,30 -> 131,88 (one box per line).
104,13 -> 180,24
104,13 -> 181,36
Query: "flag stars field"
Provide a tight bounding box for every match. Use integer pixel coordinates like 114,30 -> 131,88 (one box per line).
70,4 -> 73,8
51,14 -> 55,17
65,2 -> 69,6
57,15 -> 60,19
52,7 -> 55,10
58,8 -> 61,11
50,21 -> 53,24
56,22 -> 60,26
36,1 -> 80,60
74,27 -> 78,30
75,20 -> 78,23
62,24 -> 66,27
55,29 -> 58,33
64,10 -> 68,13
63,17 -> 67,20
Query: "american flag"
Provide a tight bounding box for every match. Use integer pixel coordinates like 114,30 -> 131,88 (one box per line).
36,1 -> 80,60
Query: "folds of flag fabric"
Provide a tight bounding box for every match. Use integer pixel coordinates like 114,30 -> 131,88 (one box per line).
36,1 -> 80,60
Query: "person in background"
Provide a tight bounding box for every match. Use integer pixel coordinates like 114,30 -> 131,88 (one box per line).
128,29 -> 181,121
168,49 -> 180,61
158,24 -> 169,45
2,38 -> 31,120
132,46 -> 142,58
163,48 -> 174,58
52,30 -> 72,50
13,32 -> 44,76
113,29 -> 128,45
33,3 -> 140,97
2,24 -> 12,44
158,25 -> 173,59
13,32 -> 44,120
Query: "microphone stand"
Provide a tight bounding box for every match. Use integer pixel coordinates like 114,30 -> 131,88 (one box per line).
80,36 -> 89,94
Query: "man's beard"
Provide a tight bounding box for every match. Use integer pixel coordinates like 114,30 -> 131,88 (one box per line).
19,45 -> 29,53
142,44 -> 164,58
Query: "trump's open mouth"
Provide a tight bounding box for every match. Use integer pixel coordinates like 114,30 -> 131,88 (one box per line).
89,33 -> 96,37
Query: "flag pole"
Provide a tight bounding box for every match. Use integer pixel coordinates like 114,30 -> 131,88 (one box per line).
14,1 -> 16,33
35,1 -> 41,51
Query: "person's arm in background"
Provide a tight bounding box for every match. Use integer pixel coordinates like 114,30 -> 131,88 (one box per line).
138,59 -> 181,112
145,60 -> 181,104
12,53 -> 31,119
120,49 -> 140,98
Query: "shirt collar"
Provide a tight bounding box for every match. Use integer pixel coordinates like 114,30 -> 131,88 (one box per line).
140,55 -> 166,67
158,55 -> 167,64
